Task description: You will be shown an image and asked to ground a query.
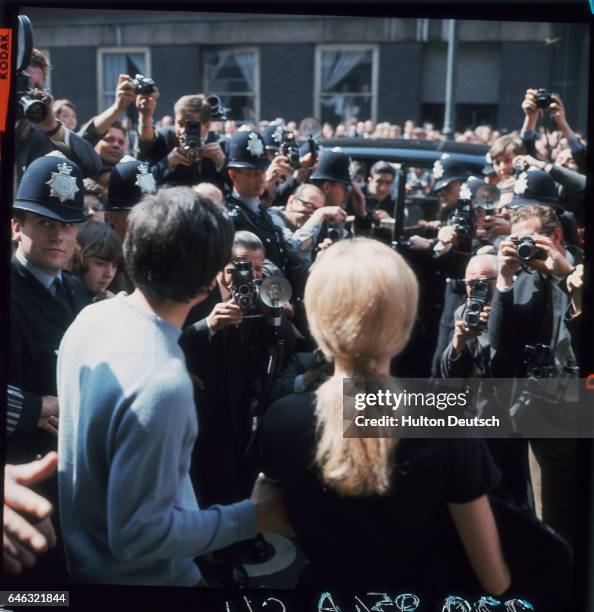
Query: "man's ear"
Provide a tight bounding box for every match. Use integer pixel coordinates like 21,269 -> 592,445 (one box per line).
11,217 -> 23,243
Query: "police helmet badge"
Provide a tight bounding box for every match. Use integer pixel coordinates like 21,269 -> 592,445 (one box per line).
459,183 -> 472,200
272,124 -> 284,144
247,132 -> 264,157
135,163 -> 157,194
514,173 -> 528,195
46,162 -> 80,203
433,160 -> 444,179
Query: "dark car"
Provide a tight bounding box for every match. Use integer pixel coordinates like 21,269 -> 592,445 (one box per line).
318,137 -> 489,173
318,137 -> 490,230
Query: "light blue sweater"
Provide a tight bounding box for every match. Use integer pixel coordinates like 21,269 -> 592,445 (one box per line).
57,294 -> 256,585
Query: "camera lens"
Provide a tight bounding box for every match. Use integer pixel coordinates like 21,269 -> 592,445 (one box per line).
517,242 -> 535,261
238,285 -> 250,295
465,313 -> 479,327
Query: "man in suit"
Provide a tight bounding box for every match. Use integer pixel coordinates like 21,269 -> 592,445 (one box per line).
225,129 -> 288,275
136,93 -> 227,189
489,198 -> 579,547
9,152 -> 90,463
8,152 -> 89,585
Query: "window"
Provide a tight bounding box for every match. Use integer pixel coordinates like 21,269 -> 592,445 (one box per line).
204,48 -> 259,122
316,46 -> 378,125
97,48 -> 150,113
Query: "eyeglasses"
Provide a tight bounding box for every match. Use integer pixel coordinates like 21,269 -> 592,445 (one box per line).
464,276 -> 497,285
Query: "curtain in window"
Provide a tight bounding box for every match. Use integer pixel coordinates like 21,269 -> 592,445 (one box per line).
321,50 -> 367,92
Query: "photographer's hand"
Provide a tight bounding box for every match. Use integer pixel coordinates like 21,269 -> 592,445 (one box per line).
521,88 -> 539,132
91,74 -> 135,139
497,237 -> 521,289
113,74 -> 136,114
206,300 -> 243,332
566,264 -> 583,317
527,234 -> 574,278
167,147 -> 193,170
437,225 -> 458,247
137,86 -> 160,141
481,214 -> 511,238
30,91 -> 65,141
452,319 -> 482,355
200,142 -> 226,168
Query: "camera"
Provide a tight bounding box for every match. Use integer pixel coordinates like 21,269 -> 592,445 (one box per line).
132,74 -> 156,96
206,95 -> 230,121
14,15 -> 48,123
463,279 -> 490,330
535,88 -> 552,110
279,131 -> 301,170
180,121 -> 202,161
524,344 -> 555,379
227,260 -> 262,317
448,201 -> 474,242
511,236 -> 547,262
16,71 -> 48,123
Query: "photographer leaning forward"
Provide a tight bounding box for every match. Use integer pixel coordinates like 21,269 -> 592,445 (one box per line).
136,93 -> 227,189
15,49 -> 102,186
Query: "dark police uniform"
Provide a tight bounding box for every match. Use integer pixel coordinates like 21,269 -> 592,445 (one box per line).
8,152 -> 89,585
225,129 -> 288,273
9,153 -> 90,462
106,155 -> 158,294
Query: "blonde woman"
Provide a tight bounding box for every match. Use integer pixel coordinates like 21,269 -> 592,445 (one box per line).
260,238 -> 510,595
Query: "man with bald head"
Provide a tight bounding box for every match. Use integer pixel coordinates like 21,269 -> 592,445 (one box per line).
441,252 -> 531,513
194,182 -> 224,208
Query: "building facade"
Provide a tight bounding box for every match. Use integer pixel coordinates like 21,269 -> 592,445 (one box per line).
26,8 -> 589,133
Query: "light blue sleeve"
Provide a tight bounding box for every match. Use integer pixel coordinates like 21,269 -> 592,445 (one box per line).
106,370 -> 256,561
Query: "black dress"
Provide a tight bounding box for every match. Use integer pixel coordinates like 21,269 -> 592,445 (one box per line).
260,391 -> 501,593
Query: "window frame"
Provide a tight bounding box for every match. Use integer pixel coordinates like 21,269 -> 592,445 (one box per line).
314,44 -> 379,124
202,46 -> 260,122
96,47 -> 151,114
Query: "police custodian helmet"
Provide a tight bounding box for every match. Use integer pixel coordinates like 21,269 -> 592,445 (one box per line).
226,128 -> 270,171
107,155 -> 157,211
13,151 -> 86,223
310,149 -> 352,184
510,169 -> 561,210
432,153 -> 470,192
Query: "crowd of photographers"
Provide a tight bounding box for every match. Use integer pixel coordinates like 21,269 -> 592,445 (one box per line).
4,47 -> 586,598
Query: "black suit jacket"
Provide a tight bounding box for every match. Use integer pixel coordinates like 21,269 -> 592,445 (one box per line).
137,127 -> 226,189
9,258 -> 90,460
226,195 -> 288,273
15,122 -> 102,183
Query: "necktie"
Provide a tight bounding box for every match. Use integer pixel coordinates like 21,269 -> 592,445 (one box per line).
53,277 -> 73,316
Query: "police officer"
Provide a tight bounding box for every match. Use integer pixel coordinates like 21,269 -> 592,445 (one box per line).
226,129 -> 288,274
262,120 -> 285,162
310,148 -> 368,237
9,152 -> 89,583
106,155 -> 158,293
432,153 -> 471,219
9,152 -> 89,461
